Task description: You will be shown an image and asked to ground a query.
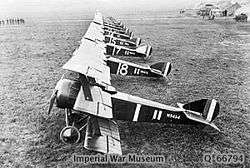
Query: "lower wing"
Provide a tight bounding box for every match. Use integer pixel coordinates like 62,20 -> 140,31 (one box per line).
84,117 -> 122,155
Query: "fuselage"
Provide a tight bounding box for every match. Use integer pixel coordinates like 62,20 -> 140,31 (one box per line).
54,72 -> 201,126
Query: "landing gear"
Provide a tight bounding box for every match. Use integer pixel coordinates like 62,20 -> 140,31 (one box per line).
60,108 -> 88,144
60,126 -> 81,144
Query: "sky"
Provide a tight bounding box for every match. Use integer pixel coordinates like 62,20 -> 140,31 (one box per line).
1,0 -> 248,19
0,0 -> 201,18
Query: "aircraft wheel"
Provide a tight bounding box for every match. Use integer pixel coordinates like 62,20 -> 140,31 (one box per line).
60,126 -> 81,144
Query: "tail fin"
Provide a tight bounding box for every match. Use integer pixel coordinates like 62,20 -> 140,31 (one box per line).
145,45 -> 152,60
182,99 -> 219,122
121,24 -> 126,29
136,44 -> 152,60
125,28 -> 130,34
178,99 -> 220,133
129,32 -> 134,39
150,62 -> 172,78
135,37 -> 141,47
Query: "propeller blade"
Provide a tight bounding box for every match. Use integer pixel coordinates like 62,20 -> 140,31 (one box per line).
48,90 -> 57,115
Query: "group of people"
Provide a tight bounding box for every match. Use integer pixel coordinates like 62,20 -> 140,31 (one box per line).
0,18 -> 25,26
199,9 -> 215,20
198,9 -> 248,22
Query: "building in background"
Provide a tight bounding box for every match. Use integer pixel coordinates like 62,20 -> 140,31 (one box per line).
217,1 -> 241,16
235,4 -> 250,20
195,0 -> 242,17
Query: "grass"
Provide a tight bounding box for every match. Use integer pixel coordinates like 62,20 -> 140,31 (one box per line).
0,12 -> 249,168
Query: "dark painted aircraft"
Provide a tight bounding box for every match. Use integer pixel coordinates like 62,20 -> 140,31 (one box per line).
47,12 -> 220,155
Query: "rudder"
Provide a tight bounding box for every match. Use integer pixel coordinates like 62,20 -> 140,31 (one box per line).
136,44 -> 152,60
182,99 -> 219,122
136,37 -> 141,47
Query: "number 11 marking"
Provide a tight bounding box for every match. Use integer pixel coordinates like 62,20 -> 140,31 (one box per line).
134,68 -> 140,75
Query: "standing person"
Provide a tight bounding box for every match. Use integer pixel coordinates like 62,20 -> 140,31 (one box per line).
202,11 -> 205,19
224,10 -> 228,16
209,10 -> 215,20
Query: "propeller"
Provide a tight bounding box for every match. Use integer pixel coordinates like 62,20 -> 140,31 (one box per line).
48,89 -> 58,115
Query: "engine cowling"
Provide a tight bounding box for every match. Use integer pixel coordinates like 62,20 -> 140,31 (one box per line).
56,79 -> 81,109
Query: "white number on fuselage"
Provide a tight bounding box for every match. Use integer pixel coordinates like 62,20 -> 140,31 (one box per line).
117,63 -> 128,76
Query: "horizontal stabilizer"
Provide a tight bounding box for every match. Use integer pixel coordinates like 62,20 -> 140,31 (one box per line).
183,110 -> 220,132
150,62 -> 172,78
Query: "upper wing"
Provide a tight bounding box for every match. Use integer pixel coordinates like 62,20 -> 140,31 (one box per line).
93,11 -> 103,25
84,11 -> 104,43
63,11 -> 107,85
63,38 -> 110,86
84,22 -> 104,43
84,117 -> 122,155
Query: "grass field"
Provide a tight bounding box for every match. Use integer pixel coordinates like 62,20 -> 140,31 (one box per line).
0,11 -> 249,168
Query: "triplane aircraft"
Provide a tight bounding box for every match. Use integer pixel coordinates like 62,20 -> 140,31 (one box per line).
86,12 -> 171,78
103,16 -> 141,47
102,14 -> 152,60
48,12 -> 220,155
